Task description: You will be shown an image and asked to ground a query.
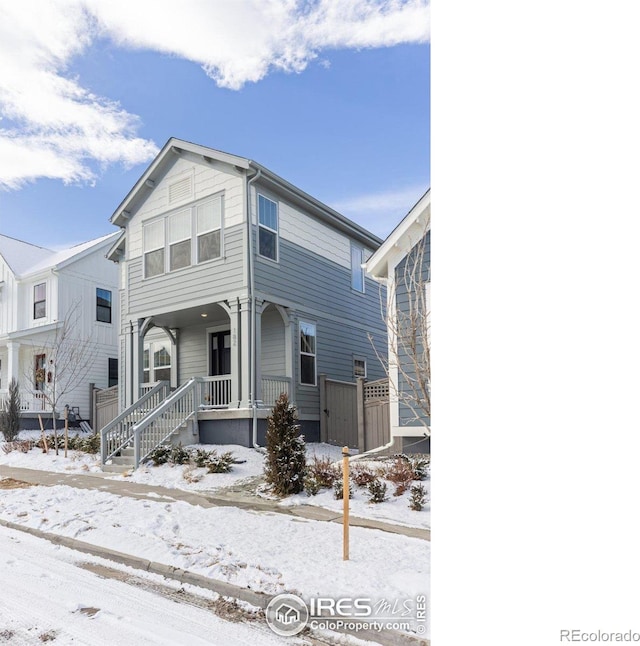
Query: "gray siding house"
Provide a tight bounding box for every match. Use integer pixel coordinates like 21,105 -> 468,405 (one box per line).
365,190 -> 430,454
102,138 -> 386,468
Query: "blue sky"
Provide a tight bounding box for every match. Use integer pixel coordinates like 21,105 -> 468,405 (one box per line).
0,1 -> 429,248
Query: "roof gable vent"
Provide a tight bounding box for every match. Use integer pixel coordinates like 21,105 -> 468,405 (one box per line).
168,175 -> 193,205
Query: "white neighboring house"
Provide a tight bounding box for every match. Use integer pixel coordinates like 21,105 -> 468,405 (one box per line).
365,189 -> 430,454
0,233 -> 120,427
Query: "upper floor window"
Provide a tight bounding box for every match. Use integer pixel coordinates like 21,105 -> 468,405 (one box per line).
258,195 -> 278,261
33,283 -> 46,319
143,195 -> 223,278
351,244 -> 365,292
143,219 -> 165,278
299,321 -> 317,385
96,288 -> 112,323
197,198 -> 222,262
168,209 -> 192,271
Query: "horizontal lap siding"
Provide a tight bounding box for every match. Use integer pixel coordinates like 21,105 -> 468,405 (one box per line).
261,308 -> 286,376
178,323 -> 210,382
255,240 -> 386,418
126,225 -> 245,317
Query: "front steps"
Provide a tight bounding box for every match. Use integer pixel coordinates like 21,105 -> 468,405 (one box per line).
102,447 -> 135,474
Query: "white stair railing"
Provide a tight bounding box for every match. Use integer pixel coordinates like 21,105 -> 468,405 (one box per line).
132,378 -> 200,468
100,381 -> 170,465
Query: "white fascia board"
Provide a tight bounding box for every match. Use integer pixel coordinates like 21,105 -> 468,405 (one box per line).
110,138 -> 251,227
366,189 -> 430,279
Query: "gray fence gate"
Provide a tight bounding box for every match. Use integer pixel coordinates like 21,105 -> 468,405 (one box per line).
320,375 -> 390,452
319,376 -> 358,448
92,385 -> 119,432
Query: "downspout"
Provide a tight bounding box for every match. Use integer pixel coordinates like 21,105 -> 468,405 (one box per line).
246,167 -> 263,450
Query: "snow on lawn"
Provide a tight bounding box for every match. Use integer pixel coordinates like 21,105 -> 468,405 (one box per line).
0,483 -> 429,608
1,438 -> 430,528
0,527 -> 295,646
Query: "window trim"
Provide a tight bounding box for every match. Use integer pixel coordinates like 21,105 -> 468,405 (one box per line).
257,193 -> 279,262
143,340 -> 172,383
33,282 -> 46,319
299,320 -> 317,386
96,288 -> 112,324
143,193 -> 225,279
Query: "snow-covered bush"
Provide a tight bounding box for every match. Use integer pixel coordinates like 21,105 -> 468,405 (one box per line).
205,450 -> 234,473
333,479 -> 353,500
409,484 -> 428,511
0,378 -> 21,442
410,456 -> 430,481
350,463 -> 378,487
148,445 -> 172,466
367,479 -> 388,503
170,444 -> 191,465
304,474 -> 321,496
264,393 -> 306,496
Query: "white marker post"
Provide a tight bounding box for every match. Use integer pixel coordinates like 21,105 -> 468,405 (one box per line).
342,446 -> 350,561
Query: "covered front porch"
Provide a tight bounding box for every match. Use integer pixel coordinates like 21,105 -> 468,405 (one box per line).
127,297 -> 295,414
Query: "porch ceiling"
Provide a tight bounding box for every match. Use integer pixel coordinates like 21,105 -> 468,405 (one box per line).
147,303 -> 229,329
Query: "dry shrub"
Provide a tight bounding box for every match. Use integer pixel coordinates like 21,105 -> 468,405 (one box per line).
382,456 -> 415,496
306,455 -> 341,489
350,463 -> 378,487
2,440 -> 33,454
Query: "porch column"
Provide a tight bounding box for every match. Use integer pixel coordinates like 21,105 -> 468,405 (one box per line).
236,297 -> 252,408
6,340 -> 20,387
124,319 -> 144,407
226,301 -> 240,407
254,300 -> 266,404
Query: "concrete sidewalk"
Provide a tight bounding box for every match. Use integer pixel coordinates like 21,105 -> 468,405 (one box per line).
0,464 -> 430,541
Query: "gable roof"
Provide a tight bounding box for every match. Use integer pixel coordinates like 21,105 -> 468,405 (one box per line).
0,232 -> 120,279
110,137 -> 382,249
365,189 -> 430,279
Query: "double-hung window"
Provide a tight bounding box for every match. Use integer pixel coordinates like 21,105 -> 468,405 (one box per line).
96,288 -> 112,323
143,219 -> 165,278
197,198 -> 222,262
168,209 -> 192,271
33,283 -> 46,319
351,244 -> 365,292
299,321 -> 317,385
258,195 -> 278,261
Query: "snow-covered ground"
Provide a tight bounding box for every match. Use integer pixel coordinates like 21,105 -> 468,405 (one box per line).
0,436 -> 431,529
0,526 -> 300,645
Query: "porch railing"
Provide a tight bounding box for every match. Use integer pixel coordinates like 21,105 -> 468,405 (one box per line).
260,375 -> 291,408
132,378 -> 200,467
100,381 -> 170,464
199,376 -> 232,408
0,391 -> 52,413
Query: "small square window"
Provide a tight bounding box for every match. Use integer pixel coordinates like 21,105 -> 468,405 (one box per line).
354,358 -> 367,378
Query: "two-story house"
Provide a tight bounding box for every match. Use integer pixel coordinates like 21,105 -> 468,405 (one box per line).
0,232 -> 120,428
365,189 -> 430,454
102,138 -> 387,468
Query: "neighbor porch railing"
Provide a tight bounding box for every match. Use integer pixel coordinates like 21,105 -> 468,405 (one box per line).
0,391 -> 53,413
100,381 -> 170,465
260,375 -> 291,408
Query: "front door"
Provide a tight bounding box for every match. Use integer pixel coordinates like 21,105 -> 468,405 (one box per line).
210,331 -> 231,376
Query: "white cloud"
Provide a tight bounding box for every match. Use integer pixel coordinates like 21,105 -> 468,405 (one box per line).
332,184 -> 428,239
0,0 -> 429,190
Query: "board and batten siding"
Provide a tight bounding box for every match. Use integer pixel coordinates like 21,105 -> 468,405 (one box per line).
394,230 -> 430,428
125,224 -> 245,318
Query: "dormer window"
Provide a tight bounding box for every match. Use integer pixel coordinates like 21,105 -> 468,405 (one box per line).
33,283 -> 46,319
